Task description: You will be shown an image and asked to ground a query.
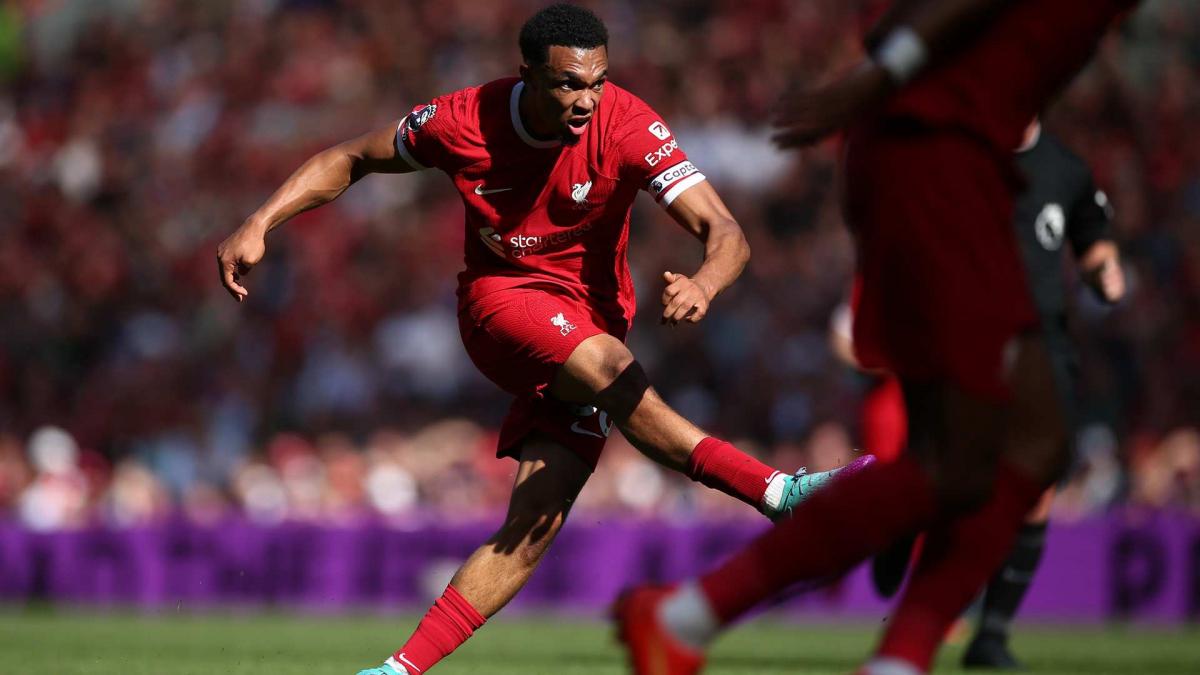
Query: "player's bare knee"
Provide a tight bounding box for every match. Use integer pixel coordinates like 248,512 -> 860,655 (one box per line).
591,360 -> 651,422
558,341 -> 664,431
597,346 -> 637,386
554,335 -> 645,416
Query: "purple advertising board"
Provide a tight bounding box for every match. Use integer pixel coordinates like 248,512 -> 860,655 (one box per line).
0,512 -> 1196,622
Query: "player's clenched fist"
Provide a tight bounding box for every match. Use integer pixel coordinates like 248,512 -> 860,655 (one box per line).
216,223 -> 267,302
661,271 -> 712,325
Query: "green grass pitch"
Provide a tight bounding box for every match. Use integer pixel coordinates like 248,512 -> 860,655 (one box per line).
1,609 -> 1196,674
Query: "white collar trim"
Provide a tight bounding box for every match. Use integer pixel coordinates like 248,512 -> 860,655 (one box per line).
510,81 -> 561,149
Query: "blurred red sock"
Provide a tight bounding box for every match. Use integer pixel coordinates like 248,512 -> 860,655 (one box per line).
393,585 -> 485,673
687,437 -> 776,507
699,455 -> 937,623
875,462 -> 1046,671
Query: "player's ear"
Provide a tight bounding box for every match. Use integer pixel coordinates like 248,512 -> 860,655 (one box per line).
519,63 -> 531,85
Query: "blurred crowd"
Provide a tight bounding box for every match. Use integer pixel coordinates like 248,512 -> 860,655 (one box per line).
0,0 -> 1198,529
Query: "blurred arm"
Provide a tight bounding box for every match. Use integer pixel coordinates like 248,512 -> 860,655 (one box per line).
774,0 -> 1012,148
216,122 -> 415,301
657,181 -> 751,325
865,0 -> 1011,60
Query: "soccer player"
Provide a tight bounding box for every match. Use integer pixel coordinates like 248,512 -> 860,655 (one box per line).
216,5 -> 868,675
968,119 -> 1125,667
864,119 -> 1126,667
614,1 -> 1141,674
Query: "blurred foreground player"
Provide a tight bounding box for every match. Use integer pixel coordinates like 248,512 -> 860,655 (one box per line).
216,5 -> 867,674
868,119 -> 1126,668
615,1 -> 1141,673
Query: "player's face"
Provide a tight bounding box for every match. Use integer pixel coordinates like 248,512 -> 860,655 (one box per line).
524,45 -> 608,143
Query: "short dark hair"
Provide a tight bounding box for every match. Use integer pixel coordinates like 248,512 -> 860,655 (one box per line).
519,3 -> 608,65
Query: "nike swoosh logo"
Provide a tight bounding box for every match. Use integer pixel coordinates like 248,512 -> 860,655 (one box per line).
764,470 -> 781,485
396,653 -> 422,673
570,421 -> 605,439
474,185 -> 512,195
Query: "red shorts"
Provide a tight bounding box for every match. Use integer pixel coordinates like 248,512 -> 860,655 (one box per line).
458,287 -> 630,470
844,123 -> 1038,400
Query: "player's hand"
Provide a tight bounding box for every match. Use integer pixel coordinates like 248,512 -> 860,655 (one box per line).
1099,254 -> 1123,302
1079,241 -> 1125,304
1087,257 -> 1125,304
773,63 -> 893,149
661,271 -> 711,325
216,223 -> 267,302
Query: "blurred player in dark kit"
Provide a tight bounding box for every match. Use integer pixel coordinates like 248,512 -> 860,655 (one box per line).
216,5 -> 868,674
615,1 -> 1142,673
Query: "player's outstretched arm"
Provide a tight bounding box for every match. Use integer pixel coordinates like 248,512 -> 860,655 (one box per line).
774,0 -> 1010,148
658,181 -> 750,325
216,122 -> 415,302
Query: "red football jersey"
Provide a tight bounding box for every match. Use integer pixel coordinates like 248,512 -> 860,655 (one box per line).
395,78 -> 706,326
884,0 -> 1140,153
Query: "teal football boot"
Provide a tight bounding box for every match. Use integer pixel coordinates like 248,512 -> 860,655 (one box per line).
772,455 -> 876,520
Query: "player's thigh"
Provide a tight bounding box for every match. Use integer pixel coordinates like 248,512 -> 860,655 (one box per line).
459,290 -> 609,399
846,125 -> 1037,401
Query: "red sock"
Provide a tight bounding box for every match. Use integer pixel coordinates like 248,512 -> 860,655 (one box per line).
393,585 -> 486,673
686,437 -> 777,508
699,455 -> 937,623
875,462 -> 1046,671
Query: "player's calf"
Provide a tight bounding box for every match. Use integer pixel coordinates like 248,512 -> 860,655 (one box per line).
452,439 -> 590,614
360,439 -> 589,675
